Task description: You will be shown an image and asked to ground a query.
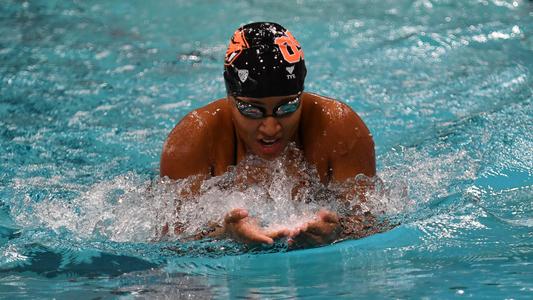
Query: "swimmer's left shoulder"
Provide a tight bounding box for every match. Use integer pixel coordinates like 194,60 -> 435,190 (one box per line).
302,93 -> 371,139
302,92 -> 357,118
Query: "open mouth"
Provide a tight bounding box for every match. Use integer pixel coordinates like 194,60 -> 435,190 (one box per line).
260,138 -> 278,146
257,138 -> 283,156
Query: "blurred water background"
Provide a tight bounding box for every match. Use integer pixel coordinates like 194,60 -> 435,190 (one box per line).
1,0 -> 532,298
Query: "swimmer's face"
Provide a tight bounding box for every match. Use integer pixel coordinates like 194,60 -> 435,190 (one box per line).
229,94 -> 302,159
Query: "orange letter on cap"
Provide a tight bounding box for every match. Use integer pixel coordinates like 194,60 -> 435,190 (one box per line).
274,31 -> 304,64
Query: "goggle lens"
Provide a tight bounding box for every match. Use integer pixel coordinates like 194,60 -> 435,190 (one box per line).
274,97 -> 300,117
235,96 -> 300,119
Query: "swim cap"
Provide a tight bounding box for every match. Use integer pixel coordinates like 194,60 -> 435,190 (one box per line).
223,22 -> 307,98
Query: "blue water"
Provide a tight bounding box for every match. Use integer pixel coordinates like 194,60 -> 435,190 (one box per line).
1,0 -> 532,298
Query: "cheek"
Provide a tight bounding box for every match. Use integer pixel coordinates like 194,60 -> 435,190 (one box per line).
237,123 -> 255,138
280,113 -> 301,133
233,115 -> 258,139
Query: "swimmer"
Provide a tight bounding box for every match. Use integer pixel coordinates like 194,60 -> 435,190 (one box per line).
160,22 -> 376,248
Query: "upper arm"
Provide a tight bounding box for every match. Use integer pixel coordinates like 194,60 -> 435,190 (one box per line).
330,134 -> 375,181
160,111 -> 212,180
327,103 -> 376,182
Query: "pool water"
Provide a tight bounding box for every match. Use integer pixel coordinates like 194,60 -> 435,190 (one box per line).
1,0 -> 532,298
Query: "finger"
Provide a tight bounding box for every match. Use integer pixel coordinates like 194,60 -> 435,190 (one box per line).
224,208 -> 249,223
240,228 -> 274,245
290,230 -> 321,248
251,235 -> 274,245
288,221 -> 310,238
234,220 -> 275,245
265,228 -> 290,239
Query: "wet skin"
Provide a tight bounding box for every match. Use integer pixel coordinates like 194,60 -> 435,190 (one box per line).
160,92 -> 376,248
230,94 -> 303,161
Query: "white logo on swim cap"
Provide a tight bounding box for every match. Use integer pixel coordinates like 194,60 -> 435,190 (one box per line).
237,69 -> 249,82
286,65 -> 296,79
286,65 -> 295,74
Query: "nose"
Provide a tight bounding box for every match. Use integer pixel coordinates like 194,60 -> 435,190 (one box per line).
258,116 -> 281,137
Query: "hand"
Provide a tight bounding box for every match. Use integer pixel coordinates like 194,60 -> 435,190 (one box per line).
224,208 -> 289,245
288,209 -> 341,249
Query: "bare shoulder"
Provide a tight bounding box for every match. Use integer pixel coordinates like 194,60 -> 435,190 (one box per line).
160,99 -> 231,179
301,92 -> 375,179
302,92 -> 372,139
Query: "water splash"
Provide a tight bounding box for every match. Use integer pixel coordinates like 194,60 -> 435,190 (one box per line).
7,91 -> 502,247
8,139 -> 480,245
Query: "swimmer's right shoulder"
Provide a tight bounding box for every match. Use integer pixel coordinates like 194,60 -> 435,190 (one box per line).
160,98 -> 232,179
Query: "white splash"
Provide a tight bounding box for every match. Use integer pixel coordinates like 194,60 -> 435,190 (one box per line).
10,143 -> 475,243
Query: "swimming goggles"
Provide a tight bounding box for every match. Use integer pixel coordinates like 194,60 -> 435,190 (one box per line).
234,95 -> 301,119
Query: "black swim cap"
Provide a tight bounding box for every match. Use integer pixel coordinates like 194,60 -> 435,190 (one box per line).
223,22 -> 307,98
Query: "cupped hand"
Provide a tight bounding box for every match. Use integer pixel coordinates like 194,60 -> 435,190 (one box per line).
224,208 -> 289,245
288,209 -> 341,249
